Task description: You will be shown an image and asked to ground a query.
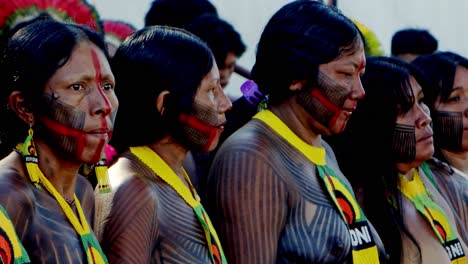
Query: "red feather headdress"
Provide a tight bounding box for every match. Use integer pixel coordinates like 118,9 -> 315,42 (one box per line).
0,0 -> 102,37
102,19 -> 136,47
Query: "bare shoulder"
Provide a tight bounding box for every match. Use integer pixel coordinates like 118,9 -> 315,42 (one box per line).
98,155 -> 160,261
0,153 -> 35,224
450,168 -> 468,187
105,156 -> 159,221
427,158 -> 468,194
217,119 -> 278,154
211,120 -> 290,188
321,140 -> 338,162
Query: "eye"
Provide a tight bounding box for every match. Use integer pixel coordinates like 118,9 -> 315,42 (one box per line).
341,72 -> 353,77
70,83 -> 84,91
102,83 -> 114,91
447,95 -> 460,103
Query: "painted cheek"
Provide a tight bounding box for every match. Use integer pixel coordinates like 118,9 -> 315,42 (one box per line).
40,116 -> 88,158
42,120 -> 104,163
310,89 -> 345,130
179,113 -> 219,151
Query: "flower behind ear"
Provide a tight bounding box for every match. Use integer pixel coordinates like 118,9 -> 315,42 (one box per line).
240,80 -> 266,107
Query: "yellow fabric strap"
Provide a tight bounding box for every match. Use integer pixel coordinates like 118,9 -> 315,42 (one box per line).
253,110 -> 326,165
253,110 -> 380,263
129,146 -> 227,264
36,169 -> 108,264
399,169 -> 466,263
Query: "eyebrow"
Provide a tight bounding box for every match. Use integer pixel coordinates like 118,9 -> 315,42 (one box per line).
343,59 -> 365,72
60,73 -> 114,84
451,86 -> 463,92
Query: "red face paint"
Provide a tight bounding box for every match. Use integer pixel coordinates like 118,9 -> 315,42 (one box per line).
40,115 -> 107,162
310,89 -> 342,129
91,49 -> 112,161
297,71 -> 356,133
179,113 -> 219,152
91,49 -> 112,117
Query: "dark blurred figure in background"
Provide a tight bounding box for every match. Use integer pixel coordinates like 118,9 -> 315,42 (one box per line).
391,28 -> 438,62
144,0 -> 217,29
188,14 -> 246,89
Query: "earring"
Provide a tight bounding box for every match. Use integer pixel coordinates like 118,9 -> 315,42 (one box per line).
22,122 -> 41,189
95,152 -> 111,194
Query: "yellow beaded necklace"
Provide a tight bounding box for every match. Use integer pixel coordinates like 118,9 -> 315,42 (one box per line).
18,128 -> 108,264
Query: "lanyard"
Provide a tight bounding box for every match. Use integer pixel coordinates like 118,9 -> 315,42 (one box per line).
130,146 -> 227,264
399,168 -> 466,263
253,110 -> 380,263
0,205 -> 31,263
19,129 -> 108,264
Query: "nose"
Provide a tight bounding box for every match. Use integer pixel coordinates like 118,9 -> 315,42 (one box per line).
351,78 -> 366,100
218,85 -> 233,113
417,103 -> 432,128
92,85 -> 113,116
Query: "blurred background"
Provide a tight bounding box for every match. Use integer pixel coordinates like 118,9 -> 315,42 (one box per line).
90,0 -> 468,99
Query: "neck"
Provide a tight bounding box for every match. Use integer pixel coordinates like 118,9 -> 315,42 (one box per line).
148,136 -> 189,179
269,97 -> 321,147
398,167 -> 416,181
441,149 -> 468,174
34,139 -> 81,201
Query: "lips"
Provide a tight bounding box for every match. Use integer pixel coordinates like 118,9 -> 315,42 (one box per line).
88,128 -> 111,134
342,103 -> 357,114
418,133 -> 433,142
87,128 -> 112,140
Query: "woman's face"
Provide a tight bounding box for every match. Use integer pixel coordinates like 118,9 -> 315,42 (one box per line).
395,76 -> 434,166
298,38 -> 366,136
37,41 -> 118,164
181,63 -> 232,152
433,65 -> 468,151
219,51 -> 236,88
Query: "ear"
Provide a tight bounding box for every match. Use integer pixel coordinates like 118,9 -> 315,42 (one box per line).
8,91 -> 34,124
289,80 -> 307,91
156,90 -> 171,115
